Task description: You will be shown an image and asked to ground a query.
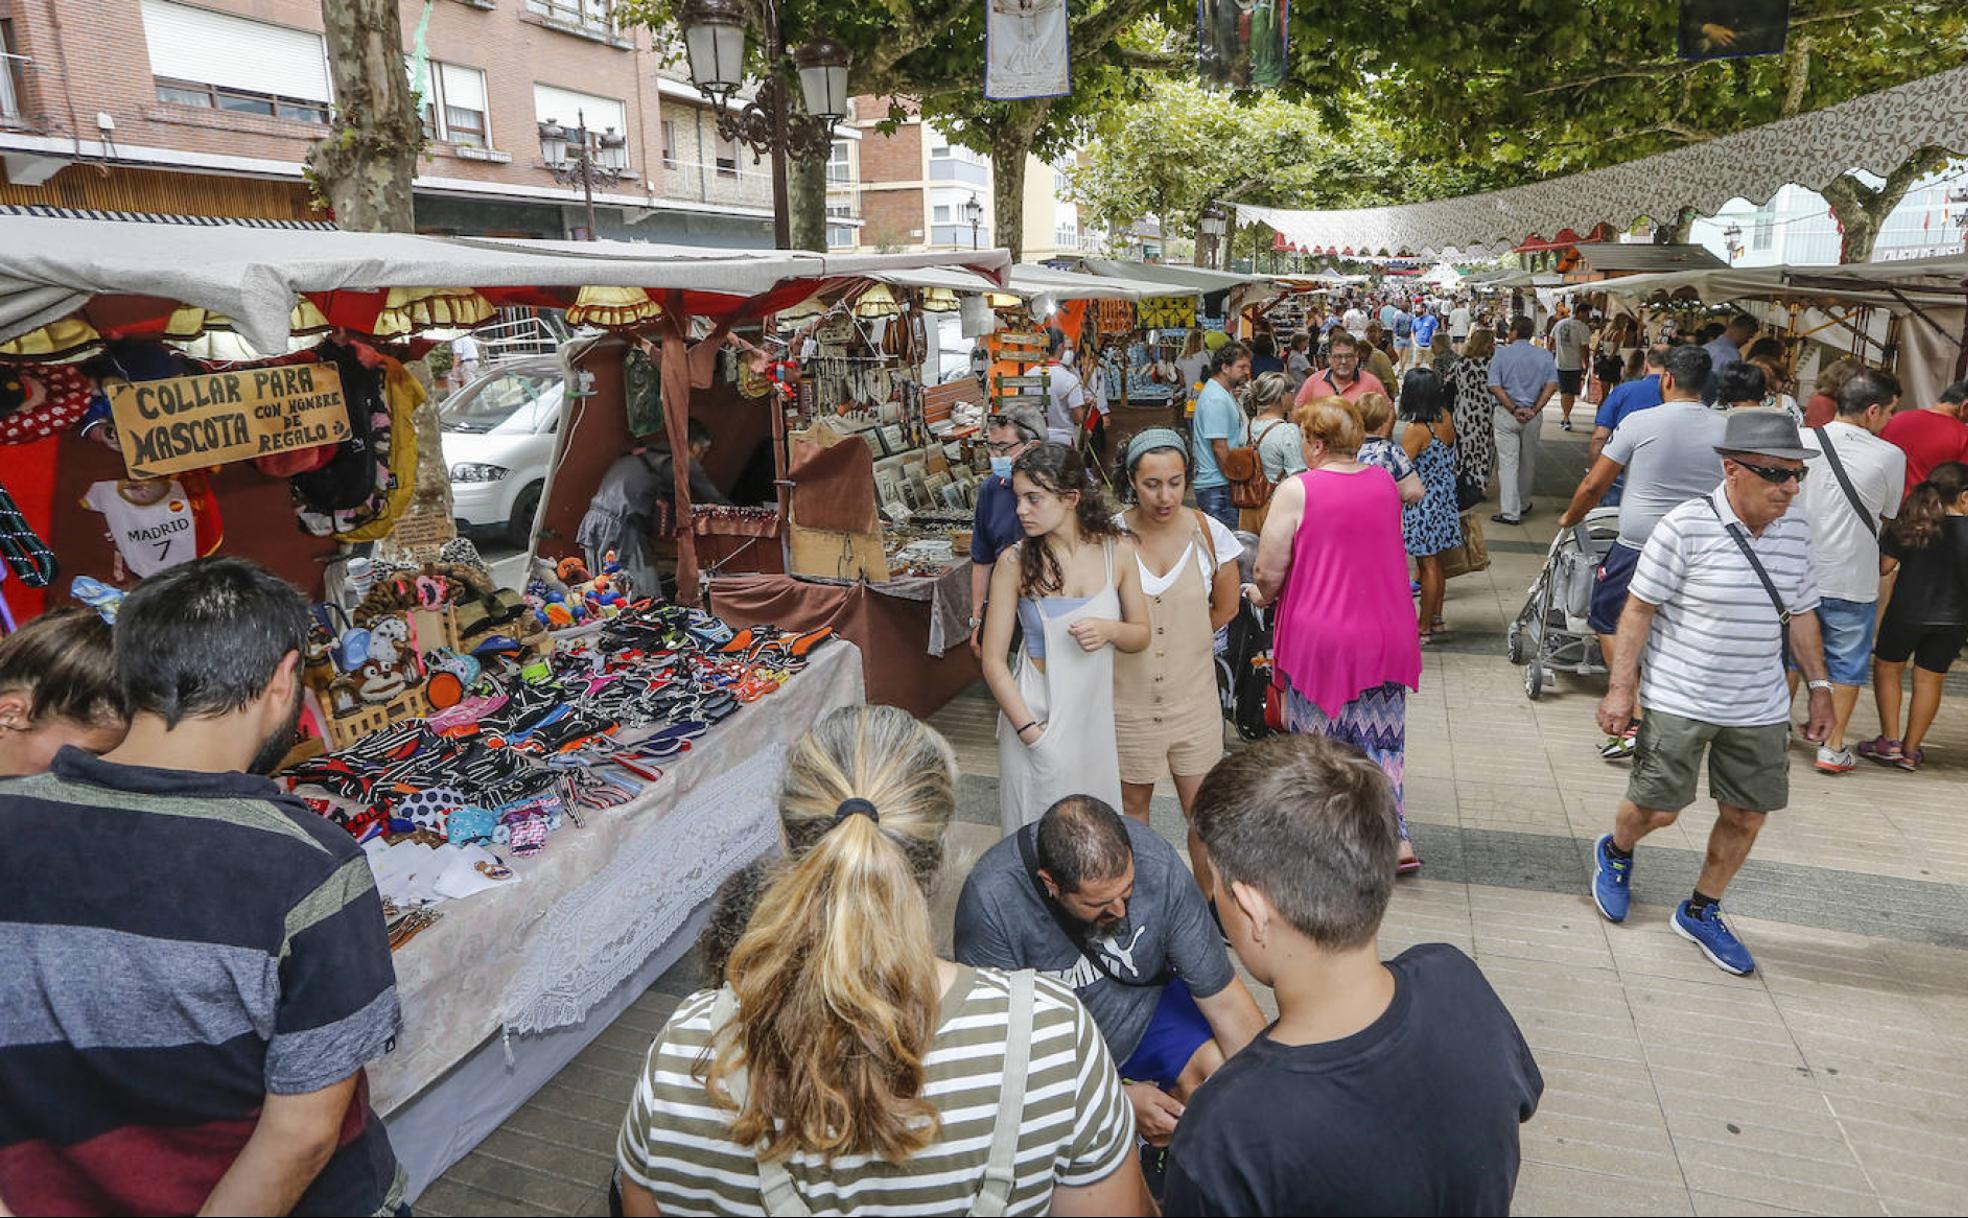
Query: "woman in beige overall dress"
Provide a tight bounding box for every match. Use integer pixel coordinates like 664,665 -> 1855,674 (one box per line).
981,443 -> 1150,837
1111,428 -> 1241,879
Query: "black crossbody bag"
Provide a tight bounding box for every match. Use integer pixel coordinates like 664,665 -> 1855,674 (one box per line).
1702,498 -> 1792,667
1812,426 -> 1877,537
1016,824 -> 1172,988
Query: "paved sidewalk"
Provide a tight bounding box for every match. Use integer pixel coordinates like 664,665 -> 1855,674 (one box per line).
417,416 -> 1968,1218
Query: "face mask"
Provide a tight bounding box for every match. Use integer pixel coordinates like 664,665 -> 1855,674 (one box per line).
991,456 -> 1015,480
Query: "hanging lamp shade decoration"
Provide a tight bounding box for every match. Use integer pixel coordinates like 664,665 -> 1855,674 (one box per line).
920,287 -> 961,313
852,283 -> 900,318
793,39 -> 850,124
680,0 -> 749,101
565,285 -> 664,328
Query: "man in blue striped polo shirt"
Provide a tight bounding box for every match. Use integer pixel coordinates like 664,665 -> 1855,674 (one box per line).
0,558 -> 403,1216
1587,411 -> 1836,977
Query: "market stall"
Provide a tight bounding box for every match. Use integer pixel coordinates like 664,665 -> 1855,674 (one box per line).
0,214 -> 1009,1197
704,263 -> 1189,715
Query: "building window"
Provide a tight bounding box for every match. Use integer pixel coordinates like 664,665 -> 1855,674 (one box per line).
0,20 -> 26,123
715,132 -> 739,177
827,140 -> 851,184
527,0 -> 615,35
1752,212 -> 1774,251
415,61 -> 489,148
152,77 -> 329,124
928,141 -> 950,159
932,204 -> 952,223
142,1 -> 332,121
662,119 -> 679,168
1055,222 -> 1078,249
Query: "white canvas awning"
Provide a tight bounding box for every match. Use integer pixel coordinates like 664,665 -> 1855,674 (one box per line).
0,215 -> 1011,355
870,262 -> 1191,303
1236,65 -> 1968,258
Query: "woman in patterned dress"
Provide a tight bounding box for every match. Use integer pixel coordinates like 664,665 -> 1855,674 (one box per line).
1446,327 -> 1496,500
1398,368 -> 1462,644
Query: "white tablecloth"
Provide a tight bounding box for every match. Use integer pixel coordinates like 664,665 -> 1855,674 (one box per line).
371,643 -> 864,1189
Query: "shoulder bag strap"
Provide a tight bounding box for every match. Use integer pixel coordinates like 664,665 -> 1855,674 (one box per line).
1016,825 -> 1173,988
1812,426 -> 1877,537
707,987 -> 813,1217
970,970 -> 1036,1217
1701,497 -> 1793,666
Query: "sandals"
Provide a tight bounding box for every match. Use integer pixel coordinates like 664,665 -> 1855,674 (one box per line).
1856,736 -> 1903,765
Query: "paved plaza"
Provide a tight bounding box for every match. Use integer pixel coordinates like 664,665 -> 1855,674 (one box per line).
416,421 -> 1968,1218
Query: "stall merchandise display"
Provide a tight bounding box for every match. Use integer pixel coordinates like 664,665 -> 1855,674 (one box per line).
284,600 -> 835,930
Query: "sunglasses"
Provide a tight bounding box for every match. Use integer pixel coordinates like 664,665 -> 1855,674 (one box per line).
1731,459 -> 1808,485
986,439 -> 1024,456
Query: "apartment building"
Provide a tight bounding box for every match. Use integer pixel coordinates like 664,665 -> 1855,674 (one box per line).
0,0 -> 786,243
1689,162 -> 1968,267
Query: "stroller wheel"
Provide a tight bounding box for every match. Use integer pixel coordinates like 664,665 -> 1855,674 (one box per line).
1506,622 -> 1526,665
1525,664 -> 1547,700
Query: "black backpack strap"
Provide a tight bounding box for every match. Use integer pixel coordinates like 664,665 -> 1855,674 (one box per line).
1016,824 -> 1172,989
1701,497 -> 1792,666
1812,426 -> 1877,537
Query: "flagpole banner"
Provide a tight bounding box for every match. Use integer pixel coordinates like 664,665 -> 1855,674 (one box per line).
986,0 -> 1071,100
1199,0 -> 1288,90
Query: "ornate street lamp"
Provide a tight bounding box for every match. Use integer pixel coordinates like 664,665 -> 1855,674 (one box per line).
963,194 -> 982,250
679,0 -> 850,247
1200,204 -> 1228,269
538,109 -> 628,240
1723,222 -> 1744,262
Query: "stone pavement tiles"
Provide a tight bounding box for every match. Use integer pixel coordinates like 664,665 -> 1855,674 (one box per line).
417,410 -> 1968,1217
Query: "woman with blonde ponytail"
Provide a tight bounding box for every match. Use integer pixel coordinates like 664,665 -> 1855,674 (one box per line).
616,705 -> 1151,1217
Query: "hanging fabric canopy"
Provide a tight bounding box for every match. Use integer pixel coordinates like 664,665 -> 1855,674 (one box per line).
1237,64 -> 1968,258
0,216 -> 1012,356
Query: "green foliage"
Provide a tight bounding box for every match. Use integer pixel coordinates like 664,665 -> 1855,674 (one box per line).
1065,78 -> 1486,245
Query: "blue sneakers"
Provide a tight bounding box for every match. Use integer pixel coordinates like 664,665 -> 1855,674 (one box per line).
1673,900 -> 1756,976
1591,833 -> 1632,923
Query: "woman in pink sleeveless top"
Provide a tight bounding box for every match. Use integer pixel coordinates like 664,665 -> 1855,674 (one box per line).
1248,397 -> 1425,871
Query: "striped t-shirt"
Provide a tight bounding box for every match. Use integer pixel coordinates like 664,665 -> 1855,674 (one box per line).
0,747 -> 404,1217
1629,487 -> 1819,726
617,966 -> 1135,1216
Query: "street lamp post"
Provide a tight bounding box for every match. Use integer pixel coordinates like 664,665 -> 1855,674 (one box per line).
1723,221 -> 1744,262
538,110 -> 629,240
680,0 -> 849,249
1199,204 -> 1227,270
964,194 -> 982,250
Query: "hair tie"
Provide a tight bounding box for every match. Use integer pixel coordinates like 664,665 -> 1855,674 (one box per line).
834,797 -> 879,825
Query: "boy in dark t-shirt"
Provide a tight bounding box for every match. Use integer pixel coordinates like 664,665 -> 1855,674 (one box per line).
1165,735 -> 1543,1217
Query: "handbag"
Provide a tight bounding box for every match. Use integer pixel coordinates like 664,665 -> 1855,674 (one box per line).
1439,511 -> 1490,579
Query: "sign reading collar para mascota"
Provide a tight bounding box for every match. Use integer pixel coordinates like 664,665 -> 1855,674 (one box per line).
107,364 -> 351,480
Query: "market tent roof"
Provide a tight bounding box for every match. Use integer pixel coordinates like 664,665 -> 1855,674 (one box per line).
1561,254 -> 1968,311
1076,258 -> 1269,293
1571,244 -> 1728,274
1234,64 -> 1968,258
0,215 -> 1012,355
869,263 -> 1191,302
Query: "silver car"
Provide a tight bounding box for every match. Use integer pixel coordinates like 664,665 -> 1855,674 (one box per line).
440,358 -> 563,545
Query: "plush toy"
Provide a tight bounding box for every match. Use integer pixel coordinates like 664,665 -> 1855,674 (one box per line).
366,615 -> 412,670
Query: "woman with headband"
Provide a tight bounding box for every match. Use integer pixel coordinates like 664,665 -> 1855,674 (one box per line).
980,442 -> 1150,836
615,706 -> 1151,1216
1111,427 -> 1241,875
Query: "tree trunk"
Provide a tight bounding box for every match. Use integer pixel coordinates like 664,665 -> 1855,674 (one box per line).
1821,145 -> 1950,263
788,153 -> 828,252
310,0 -> 421,232
311,0 -> 454,538
987,102 -> 1045,263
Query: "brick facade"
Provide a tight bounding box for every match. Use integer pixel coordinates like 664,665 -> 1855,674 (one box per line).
0,0 -> 779,237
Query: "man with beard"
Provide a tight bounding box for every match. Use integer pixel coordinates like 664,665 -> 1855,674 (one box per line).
955,796 -> 1266,1156
0,558 -> 404,1217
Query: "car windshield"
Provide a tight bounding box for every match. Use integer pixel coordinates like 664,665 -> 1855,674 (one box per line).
440,369 -> 563,434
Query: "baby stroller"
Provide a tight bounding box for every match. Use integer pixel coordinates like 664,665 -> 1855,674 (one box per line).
1217,531 -> 1277,740
1506,507 -> 1620,700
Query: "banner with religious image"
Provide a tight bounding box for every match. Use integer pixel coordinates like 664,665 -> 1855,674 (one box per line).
985,0 -> 1071,100
1677,0 -> 1789,60
1198,0 -> 1288,90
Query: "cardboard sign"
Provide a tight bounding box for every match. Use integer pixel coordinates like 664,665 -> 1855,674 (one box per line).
109,364 -> 351,479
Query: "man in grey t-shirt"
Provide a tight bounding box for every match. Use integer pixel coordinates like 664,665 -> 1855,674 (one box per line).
1559,345 -> 1723,752
1551,309 -> 1593,431
955,797 -> 1266,1149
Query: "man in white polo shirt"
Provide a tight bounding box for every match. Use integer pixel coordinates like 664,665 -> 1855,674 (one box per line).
1589,411 -> 1835,977
1790,367 -> 1904,775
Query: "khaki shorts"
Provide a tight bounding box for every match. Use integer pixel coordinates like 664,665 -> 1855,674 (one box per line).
1627,709 -> 1789,813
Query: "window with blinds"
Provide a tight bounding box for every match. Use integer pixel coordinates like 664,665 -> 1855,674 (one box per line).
416,61 -> 489,148
533,83 -> 627,157
142,0 -> 331,122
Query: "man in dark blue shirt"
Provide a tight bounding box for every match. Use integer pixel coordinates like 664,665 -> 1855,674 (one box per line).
968,401 -> 1045,653
1590,346 -> 1668,507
